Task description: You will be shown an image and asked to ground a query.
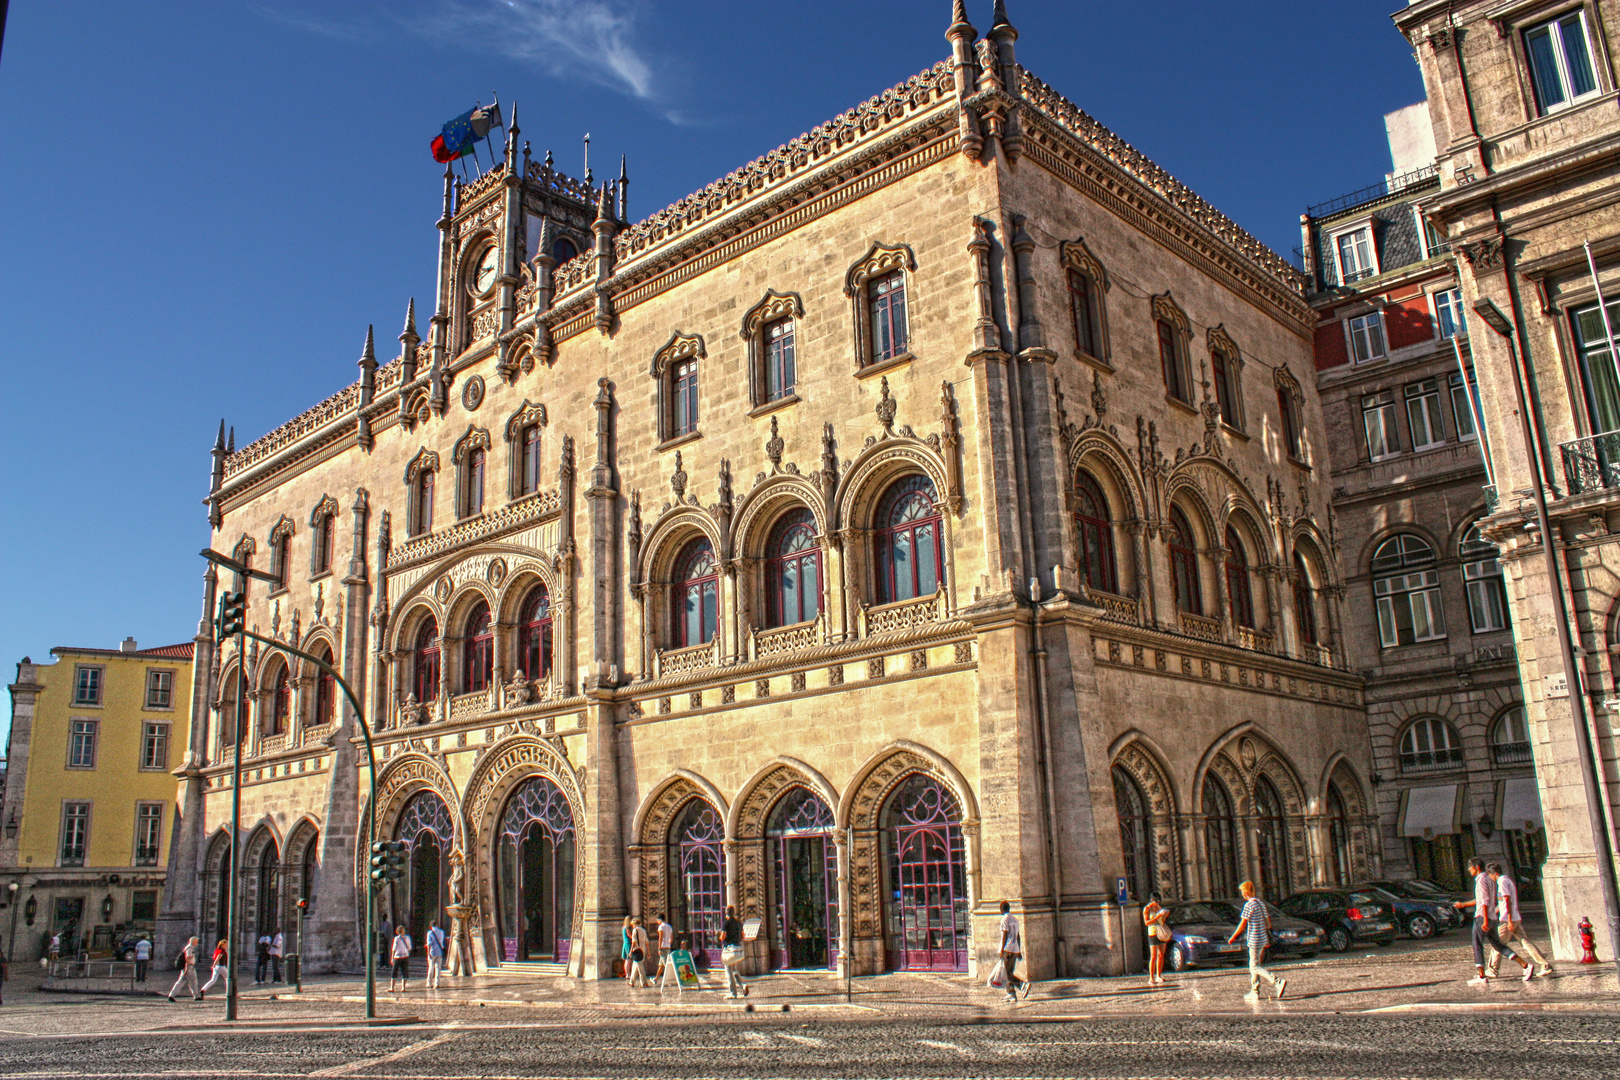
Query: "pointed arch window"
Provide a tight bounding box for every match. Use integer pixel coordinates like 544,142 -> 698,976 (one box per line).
1168,506 -> 1202,615
742,291 -> 804,408
766,508 -> 821,628
406,451 -> 440,538
1074,471 -> 1118,595
1225,526 -> 1254,628
1202,773 -> 1240,899
312,645 -> 336,727
1209,329 -> 1244,431
1153,293 -> 1193,405
463,601 -> 493,694
1326,782 -> 1351,886
269,520 -> 294,592
1113,765 -> 1156,903
673,537 -> 719,648
416,469 -> 435,535
1276,372 -> 1305,461
266,664 -> 290,737
1293,552 -> 1318,646
462,448 -> 486,518
518,586 -> 553,681
876,475 -> 944,605
413,619 -> 441,705
505,401 -> 547,499
1253,776 -> 1290,900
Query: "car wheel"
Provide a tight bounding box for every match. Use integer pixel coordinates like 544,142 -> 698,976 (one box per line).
1329,927 -> 1352,953
120,950 -> 135,962
1167,944 -> 1187,973
1406,914 -> 1436,940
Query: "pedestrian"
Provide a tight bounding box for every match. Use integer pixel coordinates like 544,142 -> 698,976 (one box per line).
620,916 -> 634,983
1228,881 -> 1286,1001
48,933 -> 60,967
426,921 -> 447,989
1485,862 -> 1550,980
998,900 -> 1028,1003
1143,891 -> 1171,987
720,905 -> 749,999
628,917 -> 652,987
659,922 -> 685,995
168,936 -> 201,1002
388,925 -> 413,992
134,936 -> 151,983
1455,857 -> 1529,984
255,931 -> 272,984
269,928 -> 284,983
197,939 -> 229,1000
655,913 -> 674,982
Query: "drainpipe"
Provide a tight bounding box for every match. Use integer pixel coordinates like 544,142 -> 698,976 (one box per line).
1030,574 -> 1066,976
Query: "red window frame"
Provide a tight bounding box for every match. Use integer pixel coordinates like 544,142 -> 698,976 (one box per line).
1225,526 -> 1254,629
672,538 -> 719,647
463,602 -> 493,693
521,425 -> 542,495
875,475 -> 943,605
672,360 -> 699,437
1169,506 -> 1202,615
1068,269 -> 1098,357
869,270 -> 909,364
414,620 -> 440,703
766,509 -> 821,628
518,586 -> 554,680
1158,320 -> 1186,402
268,667 -> 290,736
1074,471 -> 1118,595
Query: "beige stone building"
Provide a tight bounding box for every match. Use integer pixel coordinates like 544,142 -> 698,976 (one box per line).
162,3 -> 1375,980
1303,108 -> 1545,906
1393,0 -> 1620,959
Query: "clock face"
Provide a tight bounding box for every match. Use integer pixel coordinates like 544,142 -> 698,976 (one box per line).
472,247 -> 499,295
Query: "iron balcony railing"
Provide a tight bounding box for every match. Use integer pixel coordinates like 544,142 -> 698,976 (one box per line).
1306,163 -> 1441,218
1560,430 -> 1620,495
1400,747 -> 1465,773
1491,741 -> 1534,766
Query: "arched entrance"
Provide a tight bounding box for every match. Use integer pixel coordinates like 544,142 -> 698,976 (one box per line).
391,791 -> 453,946
495,776 -> 576,963
668,799 -> 725,966
765,787 -> 838,971
880,774 -> 968,972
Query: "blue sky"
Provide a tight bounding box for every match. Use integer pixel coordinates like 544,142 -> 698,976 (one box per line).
0,1 -> 1422,741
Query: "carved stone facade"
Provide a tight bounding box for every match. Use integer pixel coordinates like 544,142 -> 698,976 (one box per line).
162,4 -> 1375,979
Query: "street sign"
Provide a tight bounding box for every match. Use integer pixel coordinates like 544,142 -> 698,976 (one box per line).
1116,877 -> 1129,906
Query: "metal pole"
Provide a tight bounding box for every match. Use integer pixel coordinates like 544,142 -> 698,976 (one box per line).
1480,310 -> 1620,979
233,629 -> 378,1017
294,902 -> 302,993
225,622 -> 244,1021
843,825 -> 853,1005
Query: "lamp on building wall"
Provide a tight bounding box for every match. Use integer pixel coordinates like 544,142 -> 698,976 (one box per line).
1477,815 -> 1495,840
4,811 -> 17,839
101,895 -> 114,922
24,895 -> 37,925
4,880 -> 15,908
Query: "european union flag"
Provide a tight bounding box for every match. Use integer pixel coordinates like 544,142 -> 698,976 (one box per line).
431,108 -> 479,164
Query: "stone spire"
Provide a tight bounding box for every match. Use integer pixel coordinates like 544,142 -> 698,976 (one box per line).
505,102 -> 520,173
209,420 -> 227,527
946,0 -> 983,160
618,154 -> 629,220
357,325 -> 377,450
948,0 -> 973,38
400,298 -> 419,383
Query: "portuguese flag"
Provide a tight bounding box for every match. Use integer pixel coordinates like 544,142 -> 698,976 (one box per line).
431,104 -> 503,163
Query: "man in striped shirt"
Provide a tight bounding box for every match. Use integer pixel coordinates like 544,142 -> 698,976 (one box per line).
1227,880 -> 1286,1001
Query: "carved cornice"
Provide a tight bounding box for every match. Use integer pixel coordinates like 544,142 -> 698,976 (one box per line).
384,488 -> 562,572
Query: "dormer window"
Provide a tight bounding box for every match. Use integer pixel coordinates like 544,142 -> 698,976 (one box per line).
1335,228 -> 1376,283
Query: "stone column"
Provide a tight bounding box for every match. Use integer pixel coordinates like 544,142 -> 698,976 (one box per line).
577,680 -> 626,979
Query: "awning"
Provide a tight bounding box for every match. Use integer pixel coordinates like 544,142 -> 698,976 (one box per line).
1399,784 -> 1462,838
1496,777 -> 1544,832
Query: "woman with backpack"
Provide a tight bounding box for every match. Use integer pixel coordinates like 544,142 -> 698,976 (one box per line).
167,937 -> 200,1001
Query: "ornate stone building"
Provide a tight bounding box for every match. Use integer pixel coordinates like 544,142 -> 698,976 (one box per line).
1393,0 -> 1620,959
161,3 -> 1375,980
1304,108 -> 1545,902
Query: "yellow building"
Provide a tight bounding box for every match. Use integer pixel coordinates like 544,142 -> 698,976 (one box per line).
2,639 -> 193,961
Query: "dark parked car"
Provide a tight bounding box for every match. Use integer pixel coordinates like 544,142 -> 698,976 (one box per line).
1354,881 -> 1462,939
1159,901 -> 1324,972
1278,889 -> 1399,952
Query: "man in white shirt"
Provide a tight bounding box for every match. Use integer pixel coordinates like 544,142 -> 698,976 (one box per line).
998,900 -> 1027,1003
1486,862 -> 1550,979
269,929 -> 284,983
133,937 -> 152,983
1455,856 -> 1528,984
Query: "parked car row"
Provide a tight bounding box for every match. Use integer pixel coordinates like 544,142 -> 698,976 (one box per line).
1158,881 -> 1445,971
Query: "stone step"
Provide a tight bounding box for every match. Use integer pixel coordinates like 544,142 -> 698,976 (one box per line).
493,961 -> 568,976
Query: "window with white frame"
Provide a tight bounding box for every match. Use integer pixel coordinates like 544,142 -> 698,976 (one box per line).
69,719 -> 99,769
1335,228 -> 1377,284
1372,534 -> 1446,647
1525,10 -> 1600,115
1449,370 -> 1478,440
1571,299 -> 1620,436
1433,288 -> 1467,339
141,722 -> 170,771
1491,707 -> 1532,765
145,669 -> 173,709
1406,379 -> 1446,450
60,802 -> 90,866
1399,717 -> 1464,773
1363,390 -> 1400,461
1460,522 -> 1508,633
73,665 -> 103,705
1348,312 -> 1387,363
134,804 -> 163,866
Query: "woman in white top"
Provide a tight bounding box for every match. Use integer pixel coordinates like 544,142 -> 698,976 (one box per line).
388,926 -> 413,992
627,918 -> 652,987
1142,892 -> 1171,986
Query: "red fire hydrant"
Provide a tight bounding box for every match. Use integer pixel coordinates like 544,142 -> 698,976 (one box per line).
1578,916 -> 1599,964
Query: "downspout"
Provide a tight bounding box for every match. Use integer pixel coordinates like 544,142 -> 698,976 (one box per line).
1030,577 -> 1066,975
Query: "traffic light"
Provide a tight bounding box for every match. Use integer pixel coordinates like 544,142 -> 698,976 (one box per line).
369,841 -> 407,887
296,897 -> 309,918
218,591 -> 246,637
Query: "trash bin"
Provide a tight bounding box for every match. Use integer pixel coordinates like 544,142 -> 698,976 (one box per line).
286,954 -> 299,984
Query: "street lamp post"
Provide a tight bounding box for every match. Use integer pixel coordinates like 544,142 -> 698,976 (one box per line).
6,881 -> 19,962
200,548 -> 385,1018
1472,299 -> 1620,978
